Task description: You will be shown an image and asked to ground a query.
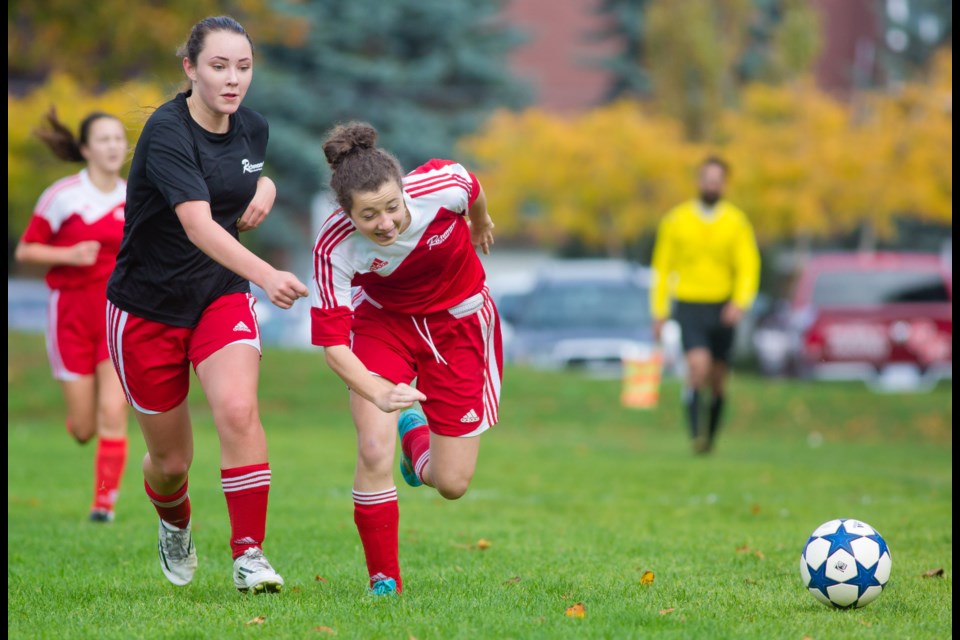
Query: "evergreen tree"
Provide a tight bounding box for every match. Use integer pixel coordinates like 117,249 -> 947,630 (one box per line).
593,0 -> 653,100
245,0 -> 528,250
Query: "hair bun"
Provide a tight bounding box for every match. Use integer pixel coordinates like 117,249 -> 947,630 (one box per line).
323,122 -> 378,169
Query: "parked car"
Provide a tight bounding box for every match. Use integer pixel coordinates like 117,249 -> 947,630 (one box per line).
496,259 -> 680,377
752,252 -> 952,385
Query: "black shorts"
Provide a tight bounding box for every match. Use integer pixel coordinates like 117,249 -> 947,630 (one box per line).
673,301 -> 735,363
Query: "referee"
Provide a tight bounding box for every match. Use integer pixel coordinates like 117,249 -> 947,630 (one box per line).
650,156 -> 760,454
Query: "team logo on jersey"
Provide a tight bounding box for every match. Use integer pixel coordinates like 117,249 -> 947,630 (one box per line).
369,258 -> 389,272
426,221 -> 457,250
460,409 -> 480,423
242,159 -> 264,174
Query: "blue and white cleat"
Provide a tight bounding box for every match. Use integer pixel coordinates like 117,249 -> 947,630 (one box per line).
370,577 -> 398,596
397,408 -> 427,487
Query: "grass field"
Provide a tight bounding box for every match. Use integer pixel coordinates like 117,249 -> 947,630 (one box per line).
7,330 -> 952,639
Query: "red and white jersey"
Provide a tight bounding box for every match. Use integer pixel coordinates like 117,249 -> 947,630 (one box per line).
311,159 -> 485,347
20,169 -> 126,291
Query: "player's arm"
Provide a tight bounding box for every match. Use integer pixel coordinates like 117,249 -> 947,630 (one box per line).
466,185 -> 494,255
726,217 -> 761,324
649,217 -> 674,340
15,240 -> 100,267
323,345 -> 426,412
175,200 -> 307,308
237,176 -> 275,232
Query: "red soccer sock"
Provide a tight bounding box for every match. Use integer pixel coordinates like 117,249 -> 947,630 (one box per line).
92,436 -> 127,512
353,488 -> 402,592
402,425 -> 431,484
145,478 -> 191,529
222,463 -> 271,559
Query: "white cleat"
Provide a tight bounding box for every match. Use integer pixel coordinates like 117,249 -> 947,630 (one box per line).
157,519 -> 198,586
233,547 -> 284,594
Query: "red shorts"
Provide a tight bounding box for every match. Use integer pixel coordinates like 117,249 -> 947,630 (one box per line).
106,293 -> 261,414
46,283 -> 110,380
352,288 -> 503,437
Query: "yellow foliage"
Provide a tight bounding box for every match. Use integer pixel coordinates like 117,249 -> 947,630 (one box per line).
8,73 -> 166,235
459,101 -> 698,255
460,53 -> 951,250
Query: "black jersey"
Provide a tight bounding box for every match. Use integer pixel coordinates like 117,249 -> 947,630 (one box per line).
107,92 -> 268,327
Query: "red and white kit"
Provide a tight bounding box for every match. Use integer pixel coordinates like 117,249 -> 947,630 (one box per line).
20,170 -> 126,379
310,159 -> 502,437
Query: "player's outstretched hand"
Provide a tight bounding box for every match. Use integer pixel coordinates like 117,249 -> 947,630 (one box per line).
470,215 -> 495,255
374,383 -> 427,413
262,270 -> 308,309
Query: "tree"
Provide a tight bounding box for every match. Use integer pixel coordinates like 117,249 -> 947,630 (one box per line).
7,0 -> 304,91
459,102 -> 697,257
596,0 -> 821,141
243,0 -> 529,250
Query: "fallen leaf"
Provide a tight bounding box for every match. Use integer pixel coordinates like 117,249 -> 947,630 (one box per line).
751,504 -> 762,515
922,568 -> 945,578
565,602 -> 586,618
246,616 -> 266,626
736,545 -> 751,554
754,550 -> 765,560
313,626 -> 336,634
503,576 -> 522,585
659,608 -> 675,616
477,538 -> 491,550
639,570 -> 655,585
859,620 -> 872,627
290,586 -> 302,593
315,575 -> 328,582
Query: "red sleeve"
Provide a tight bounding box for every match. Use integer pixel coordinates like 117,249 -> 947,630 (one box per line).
20,216 -> 54,245
408,158 -> 481,209
311,305 -> 353,347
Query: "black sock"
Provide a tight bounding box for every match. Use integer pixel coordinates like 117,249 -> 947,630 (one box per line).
684,388 -> 701,439
708,395 -> 725,441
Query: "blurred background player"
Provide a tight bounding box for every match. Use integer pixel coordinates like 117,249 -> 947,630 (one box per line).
650,156 -> 760,454
311,122 -> 502,596
15,107 -> 130,523
105,16 -> 308,593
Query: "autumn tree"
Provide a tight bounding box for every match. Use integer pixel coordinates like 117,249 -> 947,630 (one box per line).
7,0 -> 304,91
460,102 -> 697,257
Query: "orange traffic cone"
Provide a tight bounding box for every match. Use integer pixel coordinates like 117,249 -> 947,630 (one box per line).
621,345 -> 663,409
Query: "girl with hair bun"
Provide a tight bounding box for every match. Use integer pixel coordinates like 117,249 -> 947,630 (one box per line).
311,121 -> 502,596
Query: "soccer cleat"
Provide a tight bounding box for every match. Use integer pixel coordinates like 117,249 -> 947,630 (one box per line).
692,435 -> 712,455
397,408 -> 427,487
233,547 -> 284,594
158,519 -> 198,586
89,508 -> 115,523
369,577 -> 398,596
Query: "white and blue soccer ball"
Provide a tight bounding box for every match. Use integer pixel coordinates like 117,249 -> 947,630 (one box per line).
799,518 -> 892,609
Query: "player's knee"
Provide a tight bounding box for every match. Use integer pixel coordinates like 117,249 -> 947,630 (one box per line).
152,457 -> 191,481
357,437 -> 393,475
215,398 -> 258,433
67,417 -> 96,444
97,403 -> 128,436
434,474 -> 472,500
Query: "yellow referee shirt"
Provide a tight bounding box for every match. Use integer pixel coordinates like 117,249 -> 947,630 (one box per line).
650,199 -> 760,320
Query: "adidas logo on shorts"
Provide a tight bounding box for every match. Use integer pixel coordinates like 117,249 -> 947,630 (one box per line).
460,409 -> 480,423
233,321 -> 251,333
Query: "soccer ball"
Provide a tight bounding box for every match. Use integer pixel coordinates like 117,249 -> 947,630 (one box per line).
799,518 -> 892,609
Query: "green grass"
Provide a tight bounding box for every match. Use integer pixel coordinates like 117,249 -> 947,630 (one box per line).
7,331 -> 952,639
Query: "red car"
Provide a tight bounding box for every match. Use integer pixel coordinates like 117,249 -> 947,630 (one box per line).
753,252 -> 952,384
